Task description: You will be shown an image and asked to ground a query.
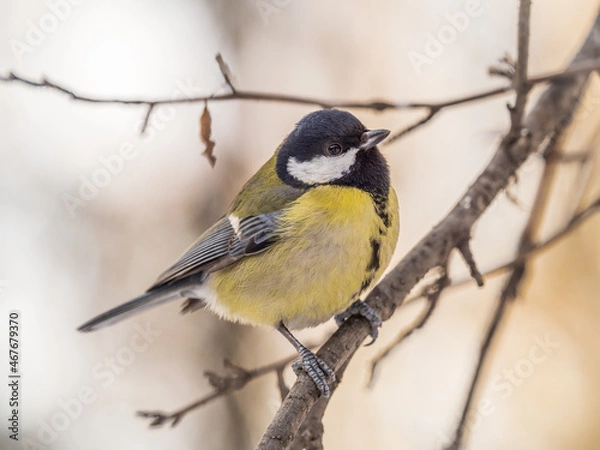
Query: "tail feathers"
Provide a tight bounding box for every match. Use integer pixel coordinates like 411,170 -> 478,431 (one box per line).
78,289 -> 181,332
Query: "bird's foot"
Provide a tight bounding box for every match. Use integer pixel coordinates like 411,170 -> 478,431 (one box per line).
291,347 -> 336,398
335,300 -> 382,346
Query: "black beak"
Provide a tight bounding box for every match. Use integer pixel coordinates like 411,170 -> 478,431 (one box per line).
359,129 -> 390,150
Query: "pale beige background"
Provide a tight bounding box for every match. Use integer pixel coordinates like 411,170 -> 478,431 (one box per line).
1,1 -> 599,449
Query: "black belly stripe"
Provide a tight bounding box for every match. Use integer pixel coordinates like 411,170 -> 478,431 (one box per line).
351,192 -> 392,300
367,239 -> 381,272
371,193 -> 391,229
356,236 -> 383,298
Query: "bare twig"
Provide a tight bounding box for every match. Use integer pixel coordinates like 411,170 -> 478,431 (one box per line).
256,12 -> 600,450
547,150 -> 592,164
387,107 -> 440,144
140,103 -> 157,134
449,72 -> 597,450
403,196 -> 600,306
367,194 -> 599,396
444,4 -> 536,447
388,58 -> 600,143
511,0 -> 533,131
216,53 -> 236,93
489,54 -> 517,80
367,198 -> 600,387
137,353 -> 300,428
443,277 -> 513,450
2,57 -> 600,140
457,241 -> 484,287
446,147 -> 578,450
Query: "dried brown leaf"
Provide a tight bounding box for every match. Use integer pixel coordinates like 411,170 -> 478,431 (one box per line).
200,104 -> 216,167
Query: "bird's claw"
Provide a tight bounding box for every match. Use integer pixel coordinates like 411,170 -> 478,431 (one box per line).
292,348 -> 336,398
335,300 -> 382,346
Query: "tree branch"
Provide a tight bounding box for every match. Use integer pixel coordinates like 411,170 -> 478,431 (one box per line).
136,353 -> 301,428
445,4 -> 591,447
256,11 -> 600,450
1,58 -> 599,140
446,130 -> 574,450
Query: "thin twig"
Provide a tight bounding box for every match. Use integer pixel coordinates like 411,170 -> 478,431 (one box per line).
456,241 -> 484,287
367,198 -> 600,388
449,3 -> 535,436
140,103 -> 156,134
137,352 -> 301,428
386,107 -> 440,144
215,53 -> 236,93
406,197 -> 600,304
547,150 -> 592,164
511,0 -> 533,132
389,58 -> 600,142
448,58 -> 594,449
445,3 -> 534,447
1,57 -> 599,140
444,280 -> 512,450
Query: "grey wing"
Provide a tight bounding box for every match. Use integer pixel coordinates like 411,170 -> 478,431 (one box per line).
150,212 -> 281,289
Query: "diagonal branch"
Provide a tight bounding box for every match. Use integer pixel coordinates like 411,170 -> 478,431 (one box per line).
445,4 -> 589,447
256,11 -> 600,450
446,125 -> 576,450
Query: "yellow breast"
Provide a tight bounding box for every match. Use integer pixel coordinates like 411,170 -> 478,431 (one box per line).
208,185 -> 399,329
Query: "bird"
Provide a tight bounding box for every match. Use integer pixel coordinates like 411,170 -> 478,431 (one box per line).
78,109 -> 399,397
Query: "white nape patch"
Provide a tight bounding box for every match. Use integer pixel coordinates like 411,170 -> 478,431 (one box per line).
228,214 -> 241,235
287,148 -> 358,184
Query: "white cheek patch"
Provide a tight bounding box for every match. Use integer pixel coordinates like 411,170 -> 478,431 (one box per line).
287,148 -> 358,184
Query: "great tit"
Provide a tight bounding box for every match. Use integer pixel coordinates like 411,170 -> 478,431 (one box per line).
78,109 -> 399,397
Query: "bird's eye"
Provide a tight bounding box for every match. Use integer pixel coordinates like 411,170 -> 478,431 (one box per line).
326,144 -> 343,156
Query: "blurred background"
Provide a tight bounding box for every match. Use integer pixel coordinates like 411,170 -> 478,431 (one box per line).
1,0 -> 599,449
